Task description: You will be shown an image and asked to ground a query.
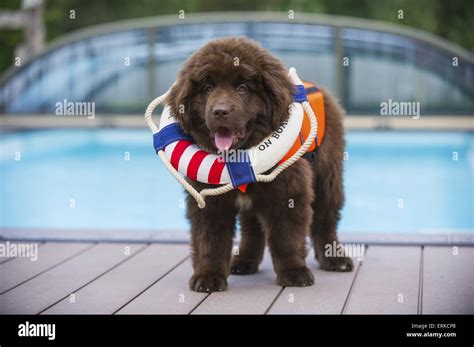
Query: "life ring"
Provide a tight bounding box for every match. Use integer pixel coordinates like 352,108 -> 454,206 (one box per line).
155,102 -> 304,186
145,67 -> 318,208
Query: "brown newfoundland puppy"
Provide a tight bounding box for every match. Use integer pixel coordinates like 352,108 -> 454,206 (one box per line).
167,37 -> 353,292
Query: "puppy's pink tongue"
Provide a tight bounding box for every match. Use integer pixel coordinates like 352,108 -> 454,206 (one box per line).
214,128 -> 234,151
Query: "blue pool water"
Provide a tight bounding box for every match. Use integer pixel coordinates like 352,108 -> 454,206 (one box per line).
0,129 -> 472,234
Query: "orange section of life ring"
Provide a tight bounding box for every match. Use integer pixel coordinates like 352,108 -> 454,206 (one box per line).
279,80 -> 326,164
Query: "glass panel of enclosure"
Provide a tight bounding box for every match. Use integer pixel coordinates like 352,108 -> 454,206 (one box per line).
342,28 -> 474,114
0,22 -> 472,115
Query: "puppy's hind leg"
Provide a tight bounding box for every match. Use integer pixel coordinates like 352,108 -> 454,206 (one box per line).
230,210 -> 265,275
311,169 -> 354,272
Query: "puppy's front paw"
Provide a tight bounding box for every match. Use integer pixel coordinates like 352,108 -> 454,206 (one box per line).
189,273 -> 227,292
230,259 -> 259,275
317,256 -> 354,272
276,267 -> 314,287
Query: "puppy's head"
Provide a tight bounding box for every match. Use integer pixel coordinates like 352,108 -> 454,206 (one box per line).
167,37 -> 294,152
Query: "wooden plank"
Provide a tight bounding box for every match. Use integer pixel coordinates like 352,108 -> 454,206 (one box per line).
0,242 -> 92,293
344,246 -> 421,314
0,243 -> 146,314
422,246 -> 474,314
43,244 -> 189,314
0,241 -> 44,264
191,254 -> 281,315
117,258 -> 207,314
268,252 -> 361,314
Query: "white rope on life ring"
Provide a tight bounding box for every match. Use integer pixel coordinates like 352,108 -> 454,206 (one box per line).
144,67 -> 318,208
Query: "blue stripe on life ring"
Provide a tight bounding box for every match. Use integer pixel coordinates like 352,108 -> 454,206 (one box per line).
226,151 -> 256,188
293,84 -> 308,103
153,123 -> 194,152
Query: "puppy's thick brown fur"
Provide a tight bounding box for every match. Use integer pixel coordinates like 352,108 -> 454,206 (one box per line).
167,37 -> 353,292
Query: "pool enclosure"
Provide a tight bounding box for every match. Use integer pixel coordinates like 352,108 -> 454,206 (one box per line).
0,12 -> 473,115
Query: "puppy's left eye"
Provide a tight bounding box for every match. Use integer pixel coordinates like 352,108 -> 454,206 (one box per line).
236,84 -> 249,93
204,84 -> 214,93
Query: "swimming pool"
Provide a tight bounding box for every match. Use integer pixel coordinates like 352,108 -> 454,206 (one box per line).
0,129 -> 472,236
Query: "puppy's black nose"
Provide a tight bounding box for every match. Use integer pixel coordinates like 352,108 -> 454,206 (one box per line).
212,103 -> 231,118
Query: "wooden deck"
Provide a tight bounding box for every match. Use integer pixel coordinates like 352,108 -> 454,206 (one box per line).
0,241 -> 473,314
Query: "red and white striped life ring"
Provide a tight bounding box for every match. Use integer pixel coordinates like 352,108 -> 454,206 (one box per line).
157,103 -> 304,185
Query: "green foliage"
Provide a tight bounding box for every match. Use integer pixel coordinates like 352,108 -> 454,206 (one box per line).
0,0 -> 472,74
1,0 -> 21,10
320,0 -> 472,48
0,29 -> 22,72
0,0 -> 22,71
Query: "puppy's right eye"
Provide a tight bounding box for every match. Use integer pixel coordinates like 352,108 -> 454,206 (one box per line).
204,84 -> 214,93
236,84 -> 249,93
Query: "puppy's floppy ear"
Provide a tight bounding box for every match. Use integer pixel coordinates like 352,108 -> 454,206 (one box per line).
261,60 -> 294,130
166,75 -> 193,134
